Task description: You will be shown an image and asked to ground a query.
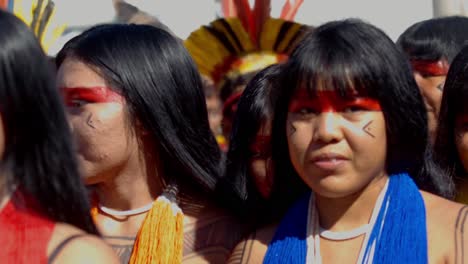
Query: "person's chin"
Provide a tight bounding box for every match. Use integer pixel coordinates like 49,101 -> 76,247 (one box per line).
308,176 -> 362,199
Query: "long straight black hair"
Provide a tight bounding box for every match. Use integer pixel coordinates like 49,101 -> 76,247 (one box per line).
268,19 -> 454,218
434,45 -> 468,179
397,16 -> 468,63
224,65 -> 280,209
0,10 -> 98,234
56,24 -> 224,203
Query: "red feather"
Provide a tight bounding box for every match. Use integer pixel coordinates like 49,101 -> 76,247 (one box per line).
0,0 -> 8,9
222,0 -> 238,17
234,0 -> 254,42
222,0 -> 303,45
280,0 -> 304,20
252,0 -> 271,46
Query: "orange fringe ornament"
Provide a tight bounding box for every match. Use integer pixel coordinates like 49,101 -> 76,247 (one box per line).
129,195 -> 184,264
90,193 -> 184,264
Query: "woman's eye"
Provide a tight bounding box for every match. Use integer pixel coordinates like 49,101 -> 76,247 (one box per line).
69,100 -> 88,107
297,107 -> 317,115
342,106 -> 365,113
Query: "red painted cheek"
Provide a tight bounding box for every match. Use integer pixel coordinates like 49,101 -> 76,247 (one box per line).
61,87 -> 124,106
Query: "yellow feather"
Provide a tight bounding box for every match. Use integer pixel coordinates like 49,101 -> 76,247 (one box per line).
275,21 -> 306,53
185,26 -> 232,74
221,18 -> 255,52
185,17 -> 306,86
259,18 -> 284,51
10,0 -> 67,53
38,4 -> 67,52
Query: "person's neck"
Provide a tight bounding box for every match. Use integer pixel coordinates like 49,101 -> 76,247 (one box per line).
94,148 -> 163,211
315,173 -> 388,232
0,176 -> 12,211
0,186 -> 6,211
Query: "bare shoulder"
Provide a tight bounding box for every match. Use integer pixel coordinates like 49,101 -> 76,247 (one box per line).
47,223 -> 119,264
227,223 -> 278,264
182,207 -> 247,263
421,191 -> 468,264
422,191 -> 466,230
422,190 -> 466,220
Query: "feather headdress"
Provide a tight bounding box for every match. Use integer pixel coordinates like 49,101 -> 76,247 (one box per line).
2,0 -> 66,53
185,0 -> 307,86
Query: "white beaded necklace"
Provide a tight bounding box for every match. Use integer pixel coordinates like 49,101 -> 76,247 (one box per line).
319,224 -> 371,240
306,179 -> 389,264
98,201 -> 154,217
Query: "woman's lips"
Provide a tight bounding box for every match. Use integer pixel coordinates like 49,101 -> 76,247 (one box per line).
310,153 -> 348,171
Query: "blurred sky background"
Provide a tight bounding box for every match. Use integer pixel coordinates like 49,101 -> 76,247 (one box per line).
49,0 -> 467,55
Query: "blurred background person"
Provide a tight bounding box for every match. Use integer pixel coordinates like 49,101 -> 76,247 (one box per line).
397,16 -> 468,143
185,0 -> 308,147
435,45 -> 468,203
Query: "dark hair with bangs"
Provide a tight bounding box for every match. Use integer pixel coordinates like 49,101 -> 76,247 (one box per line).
397,16 -> 468,63
434,45 -> 468,181
223,64 -> 281,216
56,24 -> 225,203
268,19 -> 453,218
0,10 -> 98,234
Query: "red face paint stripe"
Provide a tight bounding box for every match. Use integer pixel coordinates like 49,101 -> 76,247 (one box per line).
349,98 -> 382,111
61,87 -> 123,105
289,90 -> 381,112
223,91 -> 243,117
411,60 -> 449,76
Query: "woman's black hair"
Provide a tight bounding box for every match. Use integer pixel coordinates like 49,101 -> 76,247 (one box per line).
223,64 -> 281,216
397,16 -> 468,63
434,45 -> 468,181
268,19 -> 453,219
56,24 -> 224,202
0,10 -> 98,234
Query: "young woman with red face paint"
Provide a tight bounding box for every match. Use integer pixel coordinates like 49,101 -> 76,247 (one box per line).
228,19 -> 467,264
56,24 -> 245,263
435,45 -> 468,204
224,64 -> 281,221
397,16 -> 468,144
0,10 -> 118,264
